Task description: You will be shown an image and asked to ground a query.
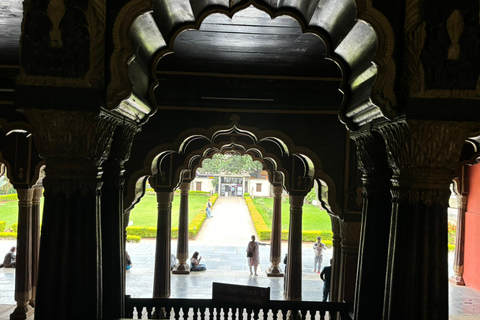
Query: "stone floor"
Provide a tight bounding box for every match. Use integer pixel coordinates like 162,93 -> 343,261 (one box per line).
1,197 -> 480,319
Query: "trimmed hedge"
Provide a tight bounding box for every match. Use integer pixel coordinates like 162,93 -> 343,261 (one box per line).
12,223 -> 18,233
244,195 -> 333,245
126,193 -> 218,240
127,235 -> 141,243
0,232 -> 17,239
0,194 -> 17,202
0,221 -> 5,232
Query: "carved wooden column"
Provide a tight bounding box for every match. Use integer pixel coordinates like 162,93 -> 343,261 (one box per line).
11,188 -> 34,320
337,220 -> 360,303
153,189 -> 174,298
267,184 -> 284,277
379,120 -> 476,320
329,216 -> 342,303
351,131 -> 392,319
451,167 -> 468,286
101,124 -> 137,318
173,181 -> 190,274
285,194 -> 305,301
30,187 -> 43,308
23,109 -> 116,320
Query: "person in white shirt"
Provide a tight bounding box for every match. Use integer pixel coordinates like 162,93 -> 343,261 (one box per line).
313,236 -> 326,273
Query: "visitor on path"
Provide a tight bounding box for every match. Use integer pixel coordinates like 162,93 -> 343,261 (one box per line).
313,236 -> 327,273
171,254 -> 177,270
190,251 -> 206,271
246,235 -> 268,276
0,246 -> 16,268
320,259 -> 332,302
206,198 -> 212,218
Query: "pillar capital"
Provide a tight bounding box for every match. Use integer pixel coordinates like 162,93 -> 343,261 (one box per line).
272,185 -> 283,196
378,119 -> 478,206
289,194 -> 305,207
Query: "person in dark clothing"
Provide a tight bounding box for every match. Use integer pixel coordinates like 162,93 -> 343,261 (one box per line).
320,259 -> 332,302
1,246 -> 16,268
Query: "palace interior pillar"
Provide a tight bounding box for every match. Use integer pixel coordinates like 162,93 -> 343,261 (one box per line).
337,220 -> 360,303
23,109 -> 117,320
101,124 -> 137,318
153,189 -> 174,298
285,194 -> 305,301
267,184 -> 284,277
351,131 -> 392,319
329,216 -> 342,303
11,188 -> 34,320
173,181 -> 191,274
379,120 -> 475,319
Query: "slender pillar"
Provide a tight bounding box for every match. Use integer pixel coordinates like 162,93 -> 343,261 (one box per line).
173,182 -> 190,274
285,195 -> 304,301
337,221 -> 360,303
451,171 -> 467,285
352,132 -> 392,319
379,120 -> 474,319
329,216 -> 342,303
267,185 -> 284,277
30,187 -> 43,308
153,191 -> 174,298
11,188 -> 34,320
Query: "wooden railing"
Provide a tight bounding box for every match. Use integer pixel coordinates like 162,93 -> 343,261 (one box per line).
125,296 -> 353,320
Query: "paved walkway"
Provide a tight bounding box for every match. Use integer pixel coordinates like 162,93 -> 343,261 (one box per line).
1,196 -> 480,319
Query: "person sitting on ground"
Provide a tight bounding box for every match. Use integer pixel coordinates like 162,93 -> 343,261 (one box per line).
126,251 -> 132,270
190,251 -> 206,271
0,246 -> 16,268
170,254 -> 177,271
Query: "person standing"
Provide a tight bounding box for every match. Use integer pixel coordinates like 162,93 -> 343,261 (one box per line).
1,246 -> 16,268
246,235 -> 267,276
313,236 -> 327,273
206,198 -> 212,218
320,259 -> 332,302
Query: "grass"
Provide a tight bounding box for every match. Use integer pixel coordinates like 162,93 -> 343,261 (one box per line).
0,198 -> 45,231
128,192 -> 210,228
252,197 -> 332,232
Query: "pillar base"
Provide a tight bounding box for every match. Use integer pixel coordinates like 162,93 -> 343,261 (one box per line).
449,275 -> 465,286
10,304 -> 34,320
172,263 -> 190,275
266,266 -> 284,277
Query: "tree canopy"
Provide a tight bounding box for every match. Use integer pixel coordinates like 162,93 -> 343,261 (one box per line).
197,154 -> 263,175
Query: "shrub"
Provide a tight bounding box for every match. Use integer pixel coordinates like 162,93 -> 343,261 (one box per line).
0,221 -> 5,232
127,235 -> 141,243
189,191 -> 211,196
188,211 -> 206,239
0,194 -> 18,202
448,244 -> 455,251
12,223 -> 18,233
0,232 -> 17,239
126,226 -> 157,238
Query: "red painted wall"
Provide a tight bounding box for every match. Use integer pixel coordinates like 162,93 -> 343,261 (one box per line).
465,165 -> 480,291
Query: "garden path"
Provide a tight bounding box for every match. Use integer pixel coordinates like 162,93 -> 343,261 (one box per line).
194,196 -> 257,246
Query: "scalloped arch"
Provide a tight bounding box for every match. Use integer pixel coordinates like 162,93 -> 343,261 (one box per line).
109,0 -> 398,130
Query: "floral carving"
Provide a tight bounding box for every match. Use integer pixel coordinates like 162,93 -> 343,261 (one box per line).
378,119 -> 479,206
22,109 -> 120,197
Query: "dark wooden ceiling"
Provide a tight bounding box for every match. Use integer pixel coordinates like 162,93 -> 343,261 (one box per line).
155,6 -> 343,113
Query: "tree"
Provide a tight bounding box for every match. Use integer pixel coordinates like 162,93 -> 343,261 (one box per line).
198,154 -> 263,175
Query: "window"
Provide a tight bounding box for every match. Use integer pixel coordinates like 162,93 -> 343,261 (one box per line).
256,183 -> 262,192
196,182 -> 202,191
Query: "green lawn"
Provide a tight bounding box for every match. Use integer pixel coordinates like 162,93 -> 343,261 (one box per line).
128,192 -> 210,228
0,198 -> 44,231
252,197 -> 332,232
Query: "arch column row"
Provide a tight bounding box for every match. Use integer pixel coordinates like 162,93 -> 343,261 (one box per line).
352,120 -> 477,320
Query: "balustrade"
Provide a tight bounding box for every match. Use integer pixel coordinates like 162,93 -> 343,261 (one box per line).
124,297 -> 352,320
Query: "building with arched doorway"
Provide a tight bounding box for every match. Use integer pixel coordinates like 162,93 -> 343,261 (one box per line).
1,0 -> 480,319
